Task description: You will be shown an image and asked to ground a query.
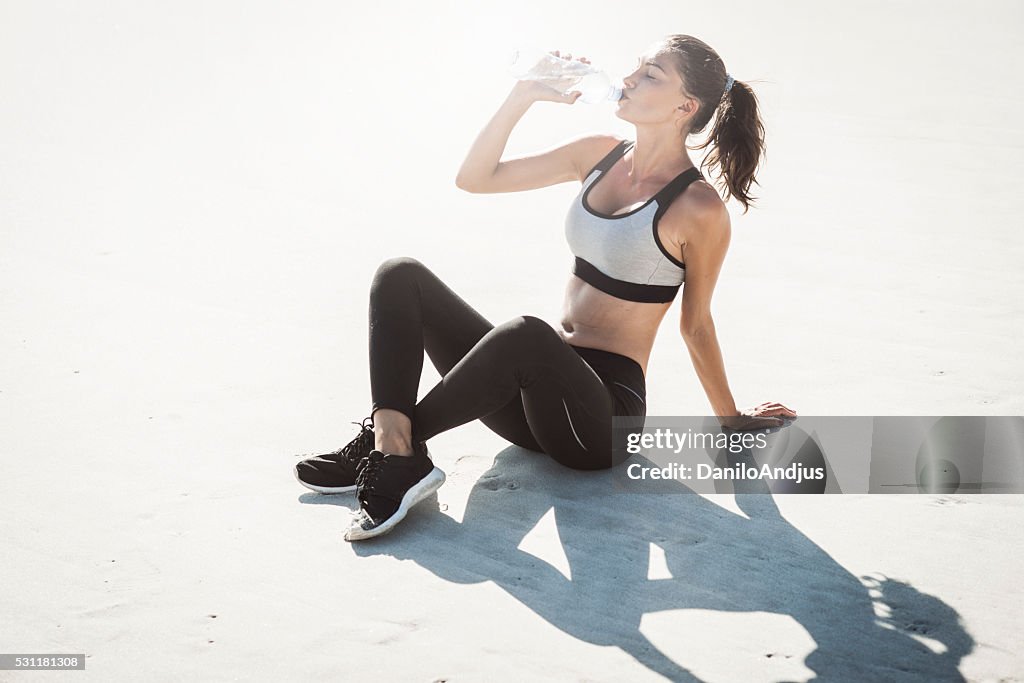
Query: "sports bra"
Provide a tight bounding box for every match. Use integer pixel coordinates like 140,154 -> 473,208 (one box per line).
564,139 -> 704,303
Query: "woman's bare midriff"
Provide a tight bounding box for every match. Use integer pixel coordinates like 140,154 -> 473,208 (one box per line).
553,136 -> 693,375
556,275 -> 673,377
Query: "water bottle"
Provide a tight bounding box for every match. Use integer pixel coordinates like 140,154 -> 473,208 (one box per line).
507,47 -> 622,104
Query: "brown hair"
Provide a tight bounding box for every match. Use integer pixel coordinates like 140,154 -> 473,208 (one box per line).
658,35 -> 766,214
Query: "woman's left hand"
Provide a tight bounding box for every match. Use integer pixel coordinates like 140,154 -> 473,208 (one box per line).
720,402 -> 797,431
742,401 -> 797,423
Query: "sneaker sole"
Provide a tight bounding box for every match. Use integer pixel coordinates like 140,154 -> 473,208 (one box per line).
293,464 -> 356,495
344,466 -> 446,542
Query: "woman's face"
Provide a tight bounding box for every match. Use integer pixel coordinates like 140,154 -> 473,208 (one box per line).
616,47 -> 696,129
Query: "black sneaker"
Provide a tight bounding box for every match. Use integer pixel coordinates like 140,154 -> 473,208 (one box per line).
293,416 -> 375,494
344,441 -> 446,541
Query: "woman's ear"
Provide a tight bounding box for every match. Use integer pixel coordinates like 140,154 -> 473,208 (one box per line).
675,97 -> 699,130
677,94 -> 698,116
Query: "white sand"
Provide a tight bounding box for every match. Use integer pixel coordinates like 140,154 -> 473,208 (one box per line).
1,1 -> 1022,681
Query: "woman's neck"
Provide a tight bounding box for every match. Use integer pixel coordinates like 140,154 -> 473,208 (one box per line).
627,129 -> 694,186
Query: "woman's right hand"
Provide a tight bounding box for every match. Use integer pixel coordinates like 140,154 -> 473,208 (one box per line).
511,51 -> 590,104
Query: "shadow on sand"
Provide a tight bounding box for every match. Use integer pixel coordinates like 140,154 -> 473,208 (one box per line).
304,446 -> 974,681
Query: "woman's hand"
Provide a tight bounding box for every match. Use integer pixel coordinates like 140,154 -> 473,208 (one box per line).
510,51 -> 591,105
720,402 -> 798,431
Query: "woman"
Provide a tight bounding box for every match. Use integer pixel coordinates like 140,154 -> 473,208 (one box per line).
295,34 -> 796,541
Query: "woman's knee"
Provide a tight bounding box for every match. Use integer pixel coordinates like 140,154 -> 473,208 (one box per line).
373,255 -> 427,280
371,256 -> 428,294
495,314 -> 557,337
489,315 -> 562,352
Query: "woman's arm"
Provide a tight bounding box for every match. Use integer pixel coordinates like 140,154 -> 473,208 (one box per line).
673,193 -> 797,428
455,85 -> 534,191
674,195 -> 739,418
683,318 -> 739,418
455,79 -> 600,194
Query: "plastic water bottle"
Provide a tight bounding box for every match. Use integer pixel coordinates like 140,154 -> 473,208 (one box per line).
508,47 -> 622,104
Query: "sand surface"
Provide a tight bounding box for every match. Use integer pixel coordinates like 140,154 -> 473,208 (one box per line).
2,1 -> 1022,680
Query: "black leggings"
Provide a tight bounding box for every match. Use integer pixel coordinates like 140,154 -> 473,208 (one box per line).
367,257 -> 647,471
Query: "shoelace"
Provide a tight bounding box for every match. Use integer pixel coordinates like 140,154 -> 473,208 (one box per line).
332,416 -> 374,464
355,451 -> 385,505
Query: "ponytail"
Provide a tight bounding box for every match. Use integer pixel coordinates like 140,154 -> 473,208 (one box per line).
692,79 -> 766,214
660,34 -> 767,215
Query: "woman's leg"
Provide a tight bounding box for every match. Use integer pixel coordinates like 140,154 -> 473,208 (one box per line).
368,256 -> 543,453
413,314 -> 619,469
347,256 -> 624,541
368,257 -> 621,470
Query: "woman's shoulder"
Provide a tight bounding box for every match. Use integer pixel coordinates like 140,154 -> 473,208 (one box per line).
663,179 -> 730,246
575,133 -> 630,179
